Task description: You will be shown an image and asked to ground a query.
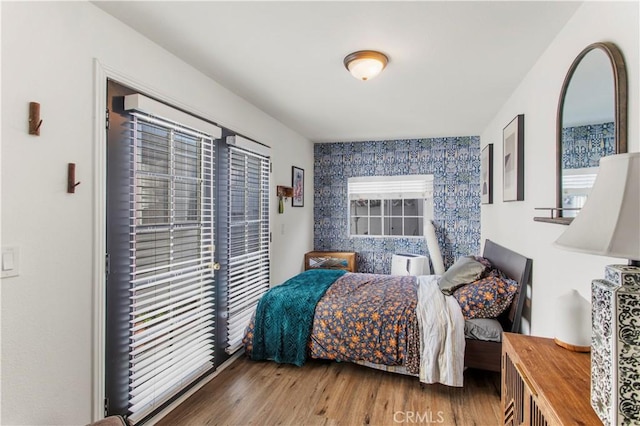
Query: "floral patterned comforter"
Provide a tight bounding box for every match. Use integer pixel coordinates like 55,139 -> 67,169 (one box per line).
308,273 -> 420,373
244,273 -> 422,373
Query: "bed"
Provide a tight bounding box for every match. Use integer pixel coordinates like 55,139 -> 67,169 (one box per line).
243,239 -> 532,385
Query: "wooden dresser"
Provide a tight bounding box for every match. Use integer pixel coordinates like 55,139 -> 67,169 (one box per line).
502,332 -> 601,425
304,251 -> 357,272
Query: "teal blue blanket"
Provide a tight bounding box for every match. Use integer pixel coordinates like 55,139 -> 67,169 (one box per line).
251,269 -> 347,366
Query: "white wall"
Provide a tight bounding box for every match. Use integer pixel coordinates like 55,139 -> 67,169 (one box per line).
0,3 -> 3,423
0,2 -> 313,424
481,2 -> 639,336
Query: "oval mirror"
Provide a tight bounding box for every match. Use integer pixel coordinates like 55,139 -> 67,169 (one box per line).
555,42 -> 627,223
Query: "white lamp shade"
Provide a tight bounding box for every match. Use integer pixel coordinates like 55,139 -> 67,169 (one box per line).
344,50 -> 388,81
555,153 -> 640,261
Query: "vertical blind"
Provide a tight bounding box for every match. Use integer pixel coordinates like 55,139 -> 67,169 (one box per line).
126,110 -> 217,423
225,145 -> 270,354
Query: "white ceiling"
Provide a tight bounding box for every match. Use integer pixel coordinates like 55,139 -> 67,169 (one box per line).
94,1 -> 582,143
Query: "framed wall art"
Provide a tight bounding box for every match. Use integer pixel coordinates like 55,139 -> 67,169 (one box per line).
503,114 -> 525,201
292,166 -> 304,207
481,143 -> 493,204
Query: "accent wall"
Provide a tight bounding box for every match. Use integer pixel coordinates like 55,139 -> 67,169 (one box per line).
314,137 -> 481,273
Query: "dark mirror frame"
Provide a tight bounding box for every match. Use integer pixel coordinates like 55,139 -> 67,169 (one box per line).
542,42 -> 628,225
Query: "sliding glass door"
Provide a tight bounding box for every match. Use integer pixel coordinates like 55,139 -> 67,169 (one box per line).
105,81 -> 219,423
105,81 -> 270,424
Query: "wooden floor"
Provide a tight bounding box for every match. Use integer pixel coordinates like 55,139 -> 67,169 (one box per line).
156,357 -> 502,426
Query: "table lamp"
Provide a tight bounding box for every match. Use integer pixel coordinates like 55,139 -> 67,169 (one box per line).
554,152 -> 640,425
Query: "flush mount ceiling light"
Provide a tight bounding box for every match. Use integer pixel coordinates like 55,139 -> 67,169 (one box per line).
343,50 -> 389,81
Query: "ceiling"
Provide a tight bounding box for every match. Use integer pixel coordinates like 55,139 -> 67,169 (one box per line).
94,1 -> 582,143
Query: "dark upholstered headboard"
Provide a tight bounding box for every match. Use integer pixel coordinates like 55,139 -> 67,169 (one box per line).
482,239 -> 533,334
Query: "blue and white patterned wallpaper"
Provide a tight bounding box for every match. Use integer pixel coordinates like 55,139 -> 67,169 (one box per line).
313,137 -> 481,274
562,122 -> 615,169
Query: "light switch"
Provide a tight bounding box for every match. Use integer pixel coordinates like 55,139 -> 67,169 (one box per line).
3,251 -> 14,270
1,247 -> 20,279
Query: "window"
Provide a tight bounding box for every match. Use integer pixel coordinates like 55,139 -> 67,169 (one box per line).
561,167 -> 598,218
221,136 -> 270,354
348,175 -> 433,237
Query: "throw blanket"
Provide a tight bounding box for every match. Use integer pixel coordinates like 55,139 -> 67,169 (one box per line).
416,275 -> 465,387
250,269 -> 346,366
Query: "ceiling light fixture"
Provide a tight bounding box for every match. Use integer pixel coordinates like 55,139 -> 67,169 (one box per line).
343,50 -> 389,81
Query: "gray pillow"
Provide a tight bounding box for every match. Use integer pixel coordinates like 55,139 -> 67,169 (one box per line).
438,256 -> 487,295
464,318 -> 503,342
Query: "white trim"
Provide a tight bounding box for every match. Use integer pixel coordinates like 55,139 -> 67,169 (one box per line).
348,174 -> 434,184
92,58 -> 107,422
226,135 -> 271,157
92,59 -> 228,422
348,174 -> 434,199
124,94 -> 221,139
144,351 -> 244,426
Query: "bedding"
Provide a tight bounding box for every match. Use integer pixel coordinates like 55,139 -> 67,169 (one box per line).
437,256 -> 487,295
416,275 -> 465,386
249,269 -> 346,366
464,318 -> 503,342
244,240 -> 532,384
453,274 -> 518,320
245,272 -> 468,386
308,273 -> 420,372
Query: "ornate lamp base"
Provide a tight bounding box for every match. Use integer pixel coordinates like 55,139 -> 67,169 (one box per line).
591,264 -> 640,425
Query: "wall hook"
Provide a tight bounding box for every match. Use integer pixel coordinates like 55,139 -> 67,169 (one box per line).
29,102 -> 42,136
67,163 -> 81,193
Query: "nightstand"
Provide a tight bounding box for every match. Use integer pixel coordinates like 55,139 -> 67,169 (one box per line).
304,251 -> 357,273
502,333 -> 600,425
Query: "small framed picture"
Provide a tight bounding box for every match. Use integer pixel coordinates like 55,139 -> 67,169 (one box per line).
503,114 -> 525,201
292,166 -> 304,207
481,144 -> 493,204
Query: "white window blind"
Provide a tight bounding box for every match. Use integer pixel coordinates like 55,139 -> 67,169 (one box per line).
348,175 -> 434,200
125,102 -> 218,423
225,142 -> 270,354
562,167 -> 598,190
